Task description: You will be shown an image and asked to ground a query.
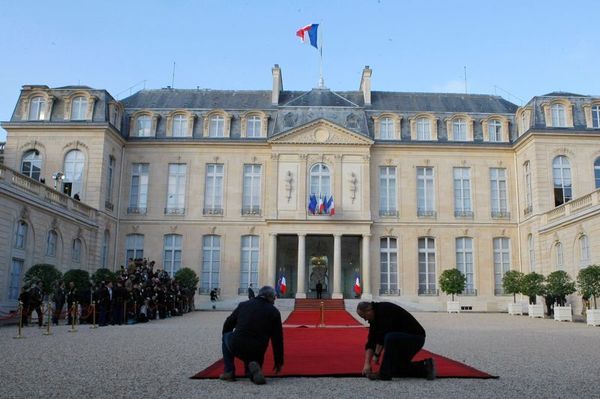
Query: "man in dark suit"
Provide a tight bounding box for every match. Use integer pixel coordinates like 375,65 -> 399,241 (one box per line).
220,286 -> 284,385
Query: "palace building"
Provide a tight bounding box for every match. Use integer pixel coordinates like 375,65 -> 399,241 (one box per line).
1,65 -> 600,312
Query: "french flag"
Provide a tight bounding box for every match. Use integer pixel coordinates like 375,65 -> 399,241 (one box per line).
296,24 -> 319,49
353,275 -> 362,296
280,275 -> 287,295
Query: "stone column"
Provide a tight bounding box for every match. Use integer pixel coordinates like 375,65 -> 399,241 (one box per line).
296,233 -> 306,298
332,234 -> 343,299
268,233 -> 277,287
361,234 -> 373,300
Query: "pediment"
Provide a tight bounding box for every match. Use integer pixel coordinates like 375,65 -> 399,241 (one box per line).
268,119 -> 373,146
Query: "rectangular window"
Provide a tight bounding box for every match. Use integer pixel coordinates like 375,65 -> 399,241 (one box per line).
417,167 -> 435,216
490,168 -> 508,217
106,156 -> 115,204
201,235 -> 220,293
417,118 -> 431,140
166,163 -> 186,214
528,235 -> 536,272
418,237 -> 436,294
580,236 -> 590,267
453,167 -> 472,217
379,166 -> 397,216
379,237 -> 398,295
380,118 -> 394,140
125,234 -> 144,264
551,104 -> 566,127
240,235 -> 259,291
15,222 -> 27,249
129,163 -> 149,213
72,239 -> 82,263
592,105 -> 600,128
453,119 -> 467,141
247,116 -> 261,137
172,115 -> 188,137
456,238 -> 474,293
555,243 -> 564,270
524,161 -> 533,214
209,116 -> 225,137
204,164 -> 224,214
46,231 -> 57,257
163,234 -> 182,276
494,237 -> 510,294
242,164 -> 262,215
9,259 -> 24,300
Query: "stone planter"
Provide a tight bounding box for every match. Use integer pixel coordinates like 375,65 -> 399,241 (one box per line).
447,301 -> 460,313
508,302 -> 523,315
528,304 -> 544,318
586,309 -> 600,326
554,305 -> 572,322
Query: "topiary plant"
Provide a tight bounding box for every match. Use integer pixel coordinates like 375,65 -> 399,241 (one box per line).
438,268 -> 466,301
63,269 -> 91,292
545,270 -> 576,306
502,270 -> 524,303
174,267 -> 199,291
521,272 -> 546,305
91,268 -> 116,285
577,265 -> 600,310
23,264 -> 62,296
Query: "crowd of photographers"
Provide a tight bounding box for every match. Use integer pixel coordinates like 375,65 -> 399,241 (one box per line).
18,259 -> 195,327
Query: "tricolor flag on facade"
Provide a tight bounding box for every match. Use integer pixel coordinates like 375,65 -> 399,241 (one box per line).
353,274 -> 362,296
317,195 -> 325,214
279,275 -> 287,295
308,194 -> 318,214
296,24 -> 319,49
325,195 -> 335,216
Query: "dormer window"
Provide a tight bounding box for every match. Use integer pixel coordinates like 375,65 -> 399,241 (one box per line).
380,117 -> 394,139
209,115 -> 225,137
453,118 -> 467,141
136,115 -> 152,137
488,120 -> 502,142
551,104 -> 566,127
417,117 -> 431,140
71,96 -> 88,120
21,150 -> 42,180
592,105 -> 600,128
29,96 -> 46,120
172,114 -> 188,137
246,115 -> 262,138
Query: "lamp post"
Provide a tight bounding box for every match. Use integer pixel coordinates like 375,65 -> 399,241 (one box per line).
51,172 -> 64,190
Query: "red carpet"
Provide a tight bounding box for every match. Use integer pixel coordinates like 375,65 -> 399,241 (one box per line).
192,310 -> 496,379
283,309 -> 362,327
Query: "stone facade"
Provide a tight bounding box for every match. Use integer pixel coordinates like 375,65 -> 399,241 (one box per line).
1,67 -> 599,312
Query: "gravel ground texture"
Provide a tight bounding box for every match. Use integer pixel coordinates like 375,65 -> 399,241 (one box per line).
1,310 -> 599,399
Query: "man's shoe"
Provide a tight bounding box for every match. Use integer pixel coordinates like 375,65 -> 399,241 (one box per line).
248,361 -> 266,385
367,372 -> 391,381
219,372 -> 236,382
424,358 -> 436,380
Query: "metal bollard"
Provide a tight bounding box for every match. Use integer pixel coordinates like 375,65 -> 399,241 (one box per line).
90,301 -> 97,329
43,301 -> 53,336
318,301 -> 326,328
13,302 -> 25,339
68,302 -> 78,333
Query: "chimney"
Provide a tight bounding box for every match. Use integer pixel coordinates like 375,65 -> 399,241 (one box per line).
359,66 -> 372,106
272,64 -> 283,105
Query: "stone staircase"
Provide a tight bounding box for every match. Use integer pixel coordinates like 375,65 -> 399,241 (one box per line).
294,299 -> 345,310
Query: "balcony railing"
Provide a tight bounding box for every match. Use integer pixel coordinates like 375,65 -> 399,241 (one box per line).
127,207 -> 147,215
454,210 -> 474,218
164,207 -> 186,215
462,288 -> 478,296
241,206 -> 261,216
418,287 -> 439,296
379,209 -> 399,217
491,210 -> 510,219
542,188 -> 600,225
494,287 -> 507,296
203,207 -> 223,215
417,209 -> 437,218
379,287 -> 400,295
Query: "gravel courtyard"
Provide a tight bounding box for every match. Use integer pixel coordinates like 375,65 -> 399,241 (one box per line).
1,310 -> 598,399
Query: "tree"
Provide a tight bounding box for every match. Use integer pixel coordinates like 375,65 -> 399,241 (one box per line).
23,264 -> 62,296
438,269 -> 466,301
174,267 -> 199,291
63,269 -> 91,292
577,265 -> 600,309
91,268 -> 116,285
545,270 -> 576,306
502,270 -> 524,303
521,272 -> 545,304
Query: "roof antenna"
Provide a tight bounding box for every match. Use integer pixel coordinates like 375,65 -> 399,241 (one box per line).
171,62 -> 176,89
464,66 -> 467,94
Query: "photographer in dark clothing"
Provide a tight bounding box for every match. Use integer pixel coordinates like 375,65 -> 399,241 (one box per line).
357,301 -> 435,381
220,286 -> 284,385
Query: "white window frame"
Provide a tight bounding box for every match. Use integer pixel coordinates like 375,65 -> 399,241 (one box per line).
453,167 -> 472,216
416,117 -> 431,140
172,114 -> 188,137
456,237 -> 474,292
106,156 -> 115,204
594,157 -> 600,189
209,115 -> 225,137
551,103 -> 566,127
555,242 -> 564,270
379,166 -> 397,215
417,166 -> 435,215
453,118 -> 467,141
579,235 -> 590,267
101,230 -> 109,268
72,238 -> 82,263
166,163 -> 187,212
201,235 -> 221,293
528,234 -> 536,272
204,163 -> 224,214
379,237 -> 398,295
21,150 -> 42,180
493,237 -> 511,294
64,149 -> 85,198
240,235 -> 260,290
46,230 -> 58,257
309,163 -> 331,198
553,156 -> 572,206
242,164 -> 262,214
8,258 -> 24,300
524,161 -> 533,212
125,234 -> 144,264
488,120 -> 502,142
592,105 -> 600,128
15,221 -> 28,249
490,168 -> 508,217
129,163 -> 149,212
163,234 -> 182,276
418,237 -> 436,294
136,115 -> 152,137
71,96 -> 87,120
246,115 -> 262,138
29,96 -> 46,120
380,117 -> 394,140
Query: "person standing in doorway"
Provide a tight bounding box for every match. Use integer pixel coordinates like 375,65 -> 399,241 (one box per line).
316,281 -> 323,299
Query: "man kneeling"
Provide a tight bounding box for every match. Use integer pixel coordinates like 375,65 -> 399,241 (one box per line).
220,286 -> 284,384
357,301 -> 435,381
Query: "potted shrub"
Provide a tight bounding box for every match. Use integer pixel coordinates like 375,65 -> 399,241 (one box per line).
546,270 -> 576,322
23,264 -> 63,298
439,269 -> 466,313
576,265 -> 600,326
502,270 -> 524,315
521,272 -> 545,318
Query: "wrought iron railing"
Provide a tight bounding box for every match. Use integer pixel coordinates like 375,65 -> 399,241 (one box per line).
165,207 -> 186,215
203,207 -> 223,215
127,206 -> 147,215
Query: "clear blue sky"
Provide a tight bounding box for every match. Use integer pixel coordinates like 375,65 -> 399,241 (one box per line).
2,0 -> 600,141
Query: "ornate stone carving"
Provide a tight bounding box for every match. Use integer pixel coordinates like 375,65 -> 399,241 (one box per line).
209,226 -> 217,234
170,225 -> 178,233
384,227 -> 394,236
284,171 -> 294,202
51,218 -> 59,230
271,153 -> 280,160
20,206 -> 29,220
132,225 -> 139,233
249,226 -> 255,234
349,172 -> 358,203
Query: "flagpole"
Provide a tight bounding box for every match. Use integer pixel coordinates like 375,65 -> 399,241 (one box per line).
318,24 -> 324,88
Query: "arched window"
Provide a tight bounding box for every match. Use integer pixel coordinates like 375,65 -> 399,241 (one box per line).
528,234 -> 535,272
246,115 -> 262,138
552,156 -> 572,206
64,150 -> 85,198
555,242 -> 563,270
416,117 -> 431,140
240,235 -> 259,291
379,117 -> 394,140
551,104 -> 566,127
594,157 -> 600,189
201,235 -> 221,293
172,114 -> 188,137
125,234 -> 144,263
418,237 -> 436,294
163,234 -> 182,276
29,96 -> 46,120
46,230 -> 58,257
21,150 -> 42,180
136,115 -> 152,137
101,230 -> 110,268
488,120 -> 502,142
209,115 -> 225,137
72,238 -> 82,263
380,237 -> 398,295
15,221 -> 28,249
453,118 -> 467,141
455,237 -> 474,292
579,235 -> 590,267
309,163 -> 331,198
71,96 -> 87,120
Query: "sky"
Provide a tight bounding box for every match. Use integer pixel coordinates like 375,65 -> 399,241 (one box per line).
1,0 -> 600,141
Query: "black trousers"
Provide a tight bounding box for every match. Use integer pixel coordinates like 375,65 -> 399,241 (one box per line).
379,332 -> 427,378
